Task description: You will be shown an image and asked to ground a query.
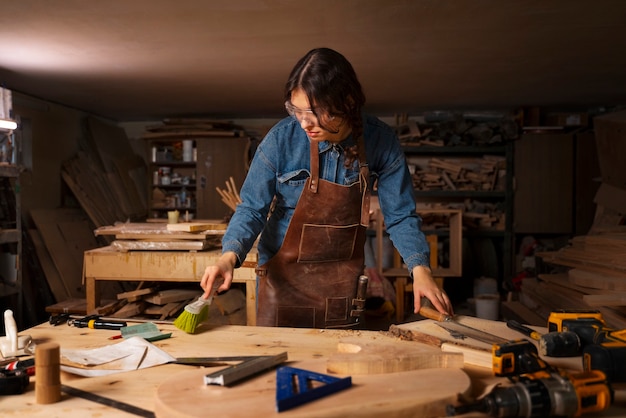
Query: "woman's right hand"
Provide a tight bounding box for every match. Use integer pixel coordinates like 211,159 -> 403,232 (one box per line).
200,251 -> 238,298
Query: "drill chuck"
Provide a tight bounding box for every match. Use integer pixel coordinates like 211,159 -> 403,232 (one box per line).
539,331 -> 581,357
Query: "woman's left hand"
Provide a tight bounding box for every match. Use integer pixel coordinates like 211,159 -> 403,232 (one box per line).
411,265 -> 454,316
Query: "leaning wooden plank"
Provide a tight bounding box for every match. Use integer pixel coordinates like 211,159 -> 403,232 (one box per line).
31,209 -> 99,299
28,229 -> 68,302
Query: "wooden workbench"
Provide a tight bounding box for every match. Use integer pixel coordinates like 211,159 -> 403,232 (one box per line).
4,321 -> 471,417
3,320 -> 626,417
83,246 -> 258,325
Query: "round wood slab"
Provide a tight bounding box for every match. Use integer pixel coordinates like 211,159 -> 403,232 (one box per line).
154,360 -> 471,417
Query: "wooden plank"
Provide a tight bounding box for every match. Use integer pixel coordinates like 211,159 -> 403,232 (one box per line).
30,208 -> 100,299
500,300 -> 546,327
111,239 -> 216,251
568,268 -> 626,290
117,287 -> 156,301
143,289 -> 201,305
28,229 -> 68,302
166,222 -> 227,232
583,293 -> 626,307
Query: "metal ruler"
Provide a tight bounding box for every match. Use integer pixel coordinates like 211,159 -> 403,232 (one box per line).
204,352 -> 288,386
61,385 -> 155,418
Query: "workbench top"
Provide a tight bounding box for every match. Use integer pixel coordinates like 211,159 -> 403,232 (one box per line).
2,321 -> 625,417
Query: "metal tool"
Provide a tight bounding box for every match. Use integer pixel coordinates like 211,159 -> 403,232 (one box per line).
447,369 -> 612,417
276,366 -> 352,412
350,275 -> 369,318
204,352 -> 288,386
449,335 -> 613,417
436,321 -> 507,345
61,384 -> 155,418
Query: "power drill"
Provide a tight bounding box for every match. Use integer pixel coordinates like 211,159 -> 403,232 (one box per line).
448,337 -> 614,417
446,369 -> 613,418
492,339 -> 551,378
547,310 -> 626,383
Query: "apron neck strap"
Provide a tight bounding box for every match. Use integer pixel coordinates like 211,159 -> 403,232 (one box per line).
309,141 -> 320,193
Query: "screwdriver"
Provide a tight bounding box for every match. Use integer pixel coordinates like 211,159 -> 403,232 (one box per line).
68,315 -> 127,330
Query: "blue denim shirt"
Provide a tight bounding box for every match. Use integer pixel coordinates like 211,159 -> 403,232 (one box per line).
222,114 -> 430,272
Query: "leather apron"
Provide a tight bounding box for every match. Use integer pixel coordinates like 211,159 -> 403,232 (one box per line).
256,137 -> 370,328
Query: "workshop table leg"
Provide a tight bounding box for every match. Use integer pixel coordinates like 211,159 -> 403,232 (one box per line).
85,276 -> 99,314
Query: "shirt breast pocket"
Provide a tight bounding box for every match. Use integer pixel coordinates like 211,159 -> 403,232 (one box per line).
277,169 -> 309,207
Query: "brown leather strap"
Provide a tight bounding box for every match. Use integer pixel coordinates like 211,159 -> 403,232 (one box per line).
309,141 -> 319,193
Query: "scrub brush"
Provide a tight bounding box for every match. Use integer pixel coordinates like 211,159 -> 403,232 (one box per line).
174,288 -> 217,334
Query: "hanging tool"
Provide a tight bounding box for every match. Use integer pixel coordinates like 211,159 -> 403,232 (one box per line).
204,352 -> 288,386
350,275 -> 369,319
447,369 -> 613,418
275,366 -> 352,412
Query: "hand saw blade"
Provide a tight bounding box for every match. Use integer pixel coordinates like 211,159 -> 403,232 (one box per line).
435,321 -> 508,345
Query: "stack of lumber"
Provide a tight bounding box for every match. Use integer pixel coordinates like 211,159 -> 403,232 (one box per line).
94,221 -> 227,252
106,285 -> 246,324
395,111 -> 519,147
522,230 -> 626,329
411,155 -> 506,192
61,116 -> 148,228
418,200 -> 505,231
46,285 -> 247,325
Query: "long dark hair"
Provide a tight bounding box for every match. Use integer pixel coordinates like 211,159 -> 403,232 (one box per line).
284,48 -> 366,160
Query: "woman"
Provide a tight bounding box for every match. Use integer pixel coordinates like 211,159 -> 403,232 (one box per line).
201,47 -> 453,328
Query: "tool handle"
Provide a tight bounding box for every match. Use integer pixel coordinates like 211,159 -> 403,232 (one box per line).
506,319 -> 542,341
419,306 -> 450,322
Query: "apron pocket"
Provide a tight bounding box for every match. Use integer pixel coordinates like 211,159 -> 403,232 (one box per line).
298,223 -> 358,262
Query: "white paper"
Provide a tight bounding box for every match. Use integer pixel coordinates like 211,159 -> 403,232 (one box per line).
60,336 -> 176,377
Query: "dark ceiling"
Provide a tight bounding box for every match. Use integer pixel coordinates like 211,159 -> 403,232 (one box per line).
1,1 -> 626,122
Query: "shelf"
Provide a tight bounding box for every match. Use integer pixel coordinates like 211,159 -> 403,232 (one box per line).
0,228 -> 19,244
150,161 -> 196,167
401,145 -> 507,154
0,164 -> 22,178
414,190 -> 506,198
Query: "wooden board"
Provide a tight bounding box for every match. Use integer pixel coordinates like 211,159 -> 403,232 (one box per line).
326,337 -> 463,374
166,222 -> 227,232
95,222 -> 226,240
391,317 -> 582,371
111,239 -> 219,251
154,359 -> 471,418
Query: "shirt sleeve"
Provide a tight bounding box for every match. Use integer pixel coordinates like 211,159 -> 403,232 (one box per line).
368,119 -> 431,272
